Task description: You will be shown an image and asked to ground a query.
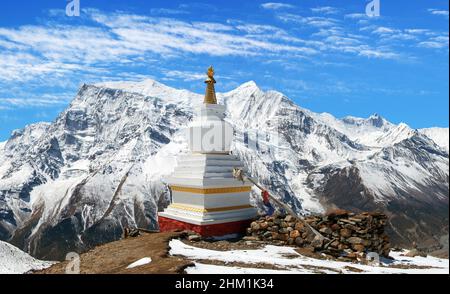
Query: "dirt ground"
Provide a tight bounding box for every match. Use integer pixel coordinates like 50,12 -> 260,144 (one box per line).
36,231 -> 193,274
35,231 -> 441,274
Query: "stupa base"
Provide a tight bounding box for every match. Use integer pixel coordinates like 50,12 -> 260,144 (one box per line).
158,215 -> 253,237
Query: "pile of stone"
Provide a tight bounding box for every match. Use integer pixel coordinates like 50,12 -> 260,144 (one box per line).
246,209 -> 390,260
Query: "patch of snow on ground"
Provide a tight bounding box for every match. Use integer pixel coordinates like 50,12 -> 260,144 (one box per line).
0,241 -> 55,274
169,240 -> 449,274
126,257 -> 152,269
186,263 -> 301,274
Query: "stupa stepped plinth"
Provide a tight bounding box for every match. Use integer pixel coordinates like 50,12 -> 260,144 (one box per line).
158,66 -> 257,237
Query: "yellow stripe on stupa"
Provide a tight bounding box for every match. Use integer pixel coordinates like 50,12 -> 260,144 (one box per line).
170,186 -> 251,194
169,203 -> 253,213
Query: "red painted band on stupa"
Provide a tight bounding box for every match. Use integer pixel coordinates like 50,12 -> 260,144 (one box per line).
158,216 -> 253,237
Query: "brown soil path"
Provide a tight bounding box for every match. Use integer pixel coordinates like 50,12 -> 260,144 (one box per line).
36,232 -> 192,274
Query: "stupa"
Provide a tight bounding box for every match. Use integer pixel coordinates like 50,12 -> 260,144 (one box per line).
158,66 -> 257,236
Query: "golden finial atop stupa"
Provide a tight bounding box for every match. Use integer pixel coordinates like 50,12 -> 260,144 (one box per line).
204,66 -> 217,104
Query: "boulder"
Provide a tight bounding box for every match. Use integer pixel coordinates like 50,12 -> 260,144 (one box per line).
289,230 -> 301,239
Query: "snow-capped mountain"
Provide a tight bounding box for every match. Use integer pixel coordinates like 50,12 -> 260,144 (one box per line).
0,79 -> 448,260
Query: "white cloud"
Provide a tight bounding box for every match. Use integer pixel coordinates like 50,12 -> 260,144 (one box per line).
88,12 -> 316,57
150,8 -> 189,15
277,13 -> 338,27
372,27 -> 399,35
428,9 -> 449,17
162,70 -> 207,82
418,35 -> 449,49
358,48 -> 399,59
311,6 -> 340,15
0,7 -> 445,109
261,2 -> 295,10
0,94 -> 71,108
0,11 -> 322,87
405,29 -> 430,35
344,13 -> 368,19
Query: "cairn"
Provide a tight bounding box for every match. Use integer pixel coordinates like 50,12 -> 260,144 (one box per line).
246,209 -> 390,260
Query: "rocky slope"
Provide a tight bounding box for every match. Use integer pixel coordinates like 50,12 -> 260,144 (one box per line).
0,79 -> 448,260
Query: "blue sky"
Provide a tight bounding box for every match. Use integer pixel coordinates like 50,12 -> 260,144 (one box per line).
0,0 -> 448,141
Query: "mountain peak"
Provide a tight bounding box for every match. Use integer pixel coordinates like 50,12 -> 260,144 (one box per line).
91,78 -> 201,105
367,113 -> 388,128
95,78 -> 171,93
231,80 -> 259,92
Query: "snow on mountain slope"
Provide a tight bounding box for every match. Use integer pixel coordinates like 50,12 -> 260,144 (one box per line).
0,240 -> 54,274
419,127 -> 449,153
0,79 -> 448,260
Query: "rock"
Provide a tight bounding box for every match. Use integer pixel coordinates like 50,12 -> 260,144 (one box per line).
274,212 -> 286,219
287,238 -> 294,245
382,249 -> 391,257
278,233 -> 289,241
124,228 -> 141,238
338,243 -> 349,250
271,232 -> 279,240
289,230 -> 301,239
348,217 -> 363,223
340,219 -> 356,225
251,222 -> 260,231
311,236 -> 324,249
280,221 -> 288,228
278,228 -> 289,234
285,215 -> 295,222
326,209 -> 349,218
243,236 -> 259,241
330,240 -> 340,248
294,222 -> 303,230
260,222 -> 269,230
352,244 -> 365,252
286,227 -> 293,233
331,224 -> 340,231
319,227 -> 332,235
340,228 -> 352,238
343,224 -> 359,231
263,231 -> 272,238
404,249 -> 427,258
295,237 -> 304,246
188,234 -> 201,242
347,237 -> 364,244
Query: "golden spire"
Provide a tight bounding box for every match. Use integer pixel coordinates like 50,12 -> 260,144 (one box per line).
204,66 -> 217,104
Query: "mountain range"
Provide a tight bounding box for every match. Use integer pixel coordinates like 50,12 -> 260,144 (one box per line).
0,79 -> 448,260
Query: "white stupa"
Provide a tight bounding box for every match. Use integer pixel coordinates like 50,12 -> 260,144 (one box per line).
158,66 -> 257,236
